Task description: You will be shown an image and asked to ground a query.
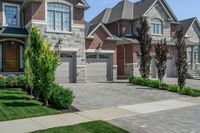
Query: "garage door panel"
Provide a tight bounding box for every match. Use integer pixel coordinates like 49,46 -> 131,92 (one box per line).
55,53 -> 75,84
86,54 -> 112,82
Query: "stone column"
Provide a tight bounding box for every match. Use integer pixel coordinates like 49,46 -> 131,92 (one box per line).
190,46 -> 194,69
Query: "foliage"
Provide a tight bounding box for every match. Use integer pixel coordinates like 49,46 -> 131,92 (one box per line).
24,48 -> 34,95
49,84 -> 74,109
28,25 -> 45,98
129,76 -> 198,96
175,27 -> 188,88
5,75 -> 18,87
27,25 -> 60,105
135,17 -> 152,78
17,75 -> 26,88
155,39 -> 168,82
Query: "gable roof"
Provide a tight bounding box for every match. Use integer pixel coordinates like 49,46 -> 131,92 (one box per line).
179,17 -> 200,35
85,22 -> 114,39
90,0 -> 178,25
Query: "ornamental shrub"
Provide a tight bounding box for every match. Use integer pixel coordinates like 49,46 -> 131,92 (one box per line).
5,75 -> 18,87
49,84 -> 74,109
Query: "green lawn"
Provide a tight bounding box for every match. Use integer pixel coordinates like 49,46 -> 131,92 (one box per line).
0,88 -> 60,121
32,121 -> 129,133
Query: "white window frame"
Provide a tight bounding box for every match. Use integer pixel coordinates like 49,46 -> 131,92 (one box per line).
45,0 -> 73,33
151,18 -> 163,36
2,3 -> 20,27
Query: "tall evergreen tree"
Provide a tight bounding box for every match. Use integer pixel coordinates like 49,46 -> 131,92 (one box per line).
175,27 -> 188,88
155,39 -> 168,82
135,17 -> 152,78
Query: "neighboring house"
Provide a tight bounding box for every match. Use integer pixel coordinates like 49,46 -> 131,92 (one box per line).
86,0 -> 200,79
179,17 -> 200,70
0,0 -> 89,83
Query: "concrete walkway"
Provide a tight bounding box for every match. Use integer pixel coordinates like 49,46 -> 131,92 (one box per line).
0,98 -> 198,133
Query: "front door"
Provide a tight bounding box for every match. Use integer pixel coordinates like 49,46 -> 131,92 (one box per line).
3,42 -> 19,72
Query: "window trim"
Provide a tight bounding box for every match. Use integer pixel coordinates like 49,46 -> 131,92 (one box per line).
151,18 -> 163,36
2,3 -> 20,27
45,0 -> 73,33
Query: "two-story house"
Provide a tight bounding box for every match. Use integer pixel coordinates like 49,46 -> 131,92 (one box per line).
86,0 -> 200,79
0,0 -> 89,83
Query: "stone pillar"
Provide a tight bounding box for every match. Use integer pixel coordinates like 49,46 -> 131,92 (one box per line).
113,65 -> 118,80
190,46 -> 194,69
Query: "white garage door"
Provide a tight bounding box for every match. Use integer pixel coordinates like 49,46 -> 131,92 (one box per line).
166,57 -> 177,77
86,54 -> 112,82
55,53 -> 75,84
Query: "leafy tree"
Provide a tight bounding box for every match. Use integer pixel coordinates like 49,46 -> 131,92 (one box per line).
27,25 -> 60,105
135,17 -> 152,78
175,27 -> 188,88
39,42 -> 60,105
155,39 -> 168,82
24,49 -> 34,96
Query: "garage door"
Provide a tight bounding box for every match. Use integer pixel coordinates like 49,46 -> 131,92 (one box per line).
55,53 -> 75,84
86,54 -> 112,82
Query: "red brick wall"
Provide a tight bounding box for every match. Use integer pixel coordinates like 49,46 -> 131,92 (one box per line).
85,26 -> 117,65
106,20 -> 133,37
74,8 -> 84,24
23,0 -> 84,25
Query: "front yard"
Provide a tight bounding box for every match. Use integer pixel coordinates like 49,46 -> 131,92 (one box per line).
0,88 -> 60,121
32,121 -> 129,133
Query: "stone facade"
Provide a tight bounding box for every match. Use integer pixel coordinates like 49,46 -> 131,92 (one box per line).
146,2 -> 172,41
33,23 -> 86,82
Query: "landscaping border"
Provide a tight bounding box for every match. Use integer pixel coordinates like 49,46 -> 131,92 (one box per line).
129,77 -> 200,97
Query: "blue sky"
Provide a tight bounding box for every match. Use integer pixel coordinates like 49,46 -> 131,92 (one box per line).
85,0 -> 200,22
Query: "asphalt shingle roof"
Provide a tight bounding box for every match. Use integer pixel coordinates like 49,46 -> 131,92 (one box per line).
0,27 -> 28,36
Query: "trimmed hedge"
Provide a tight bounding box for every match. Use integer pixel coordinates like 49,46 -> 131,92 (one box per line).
129,76 -> 200,97
0,75 -> 26,88
49,84 -> 74,109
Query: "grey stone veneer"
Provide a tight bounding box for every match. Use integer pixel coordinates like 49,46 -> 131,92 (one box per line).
35,24 -> 86,83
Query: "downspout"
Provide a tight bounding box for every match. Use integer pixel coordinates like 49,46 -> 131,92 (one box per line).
122,45 -> 126,76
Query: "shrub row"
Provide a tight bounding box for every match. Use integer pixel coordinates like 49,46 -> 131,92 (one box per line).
0,75 -> 74,109
129,76 -> 200,97
0,75 -> 26,88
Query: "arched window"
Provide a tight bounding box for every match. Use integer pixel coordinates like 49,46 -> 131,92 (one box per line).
47,3 -> 71,31
151,18 -> 163,35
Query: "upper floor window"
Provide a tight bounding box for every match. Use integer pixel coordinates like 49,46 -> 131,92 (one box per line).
47,3 -> 71,31
3,3 -> 20,26
151,18 -> 163,35
124,25 -> 132,36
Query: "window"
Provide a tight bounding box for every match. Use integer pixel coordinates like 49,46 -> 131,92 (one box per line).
124,25 -> 132,36
87,55 -> 97,59
47,3 -> 71,31
3,3 -> 19,26
151,18 -> 163,35
99,55 -> 109,59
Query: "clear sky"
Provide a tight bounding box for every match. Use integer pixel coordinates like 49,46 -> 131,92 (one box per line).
85,0 -> 200,22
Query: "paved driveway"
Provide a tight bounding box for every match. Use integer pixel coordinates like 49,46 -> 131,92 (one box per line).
109,104 -> 200,133
63,81 -> 187,111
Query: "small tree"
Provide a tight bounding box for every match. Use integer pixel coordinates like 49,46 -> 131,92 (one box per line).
175,27 -> 188,88
27,25 -> 60,105
39,43 -> 60,105
135,17 -> 152,78
24,49 -> 33,96
155,39 -> 168,82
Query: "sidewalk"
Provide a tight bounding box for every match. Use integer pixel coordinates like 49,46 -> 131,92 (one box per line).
0,98 -> 199,133
0,108 -> 136,133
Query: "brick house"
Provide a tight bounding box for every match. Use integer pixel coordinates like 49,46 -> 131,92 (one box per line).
0,0 -> 89,83
86,0 -> 200,79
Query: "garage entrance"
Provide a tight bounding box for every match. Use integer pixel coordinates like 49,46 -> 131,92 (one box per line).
86,54 -> 113,82
55,53 -> 76,84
